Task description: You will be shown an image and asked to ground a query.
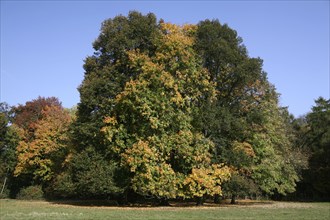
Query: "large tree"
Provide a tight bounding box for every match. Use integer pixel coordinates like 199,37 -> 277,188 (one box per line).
71,12 -> 231,202
69,12 -> 303,203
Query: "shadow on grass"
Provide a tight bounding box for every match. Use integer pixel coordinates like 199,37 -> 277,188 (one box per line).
48,199 -> 275,208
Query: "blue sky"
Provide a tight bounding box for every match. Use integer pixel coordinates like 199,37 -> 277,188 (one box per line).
1,1 -> 329,117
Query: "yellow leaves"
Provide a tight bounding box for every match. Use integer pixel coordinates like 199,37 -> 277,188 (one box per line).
102,116 -> 132,155
160,22 -> 180,33
115,79 -> 149,103
182,24 -> 197,36
113,22 -> 215,132
183,164 -> 231,198
122,138 -> 179,199
117,129 -> 230,199
131,162 -> 178,199
160,22 -> 195,47
159,71 -> 175,88
233,141 -> 256,158
101,116 -> 119,142
122,140 -> 156,172
102,117 -> 119,141
170,84 -> 184,106
212,164 -> 232,183
149,116 -> 159,129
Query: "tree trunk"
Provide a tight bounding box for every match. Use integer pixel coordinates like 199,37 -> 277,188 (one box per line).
121,189 -> 128,205
214,194 -> 221,204
196,196 -> 204,206
0,177 -> 7,195
158,198 -> 170,206
231,194 -> 237,204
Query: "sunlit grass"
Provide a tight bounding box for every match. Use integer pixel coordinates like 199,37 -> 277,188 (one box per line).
1,199 -> 329,220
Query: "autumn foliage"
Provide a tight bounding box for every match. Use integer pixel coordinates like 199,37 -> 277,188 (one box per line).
2,11 -> 325,203
100,22 -> 230,200
13,97 -> 71,182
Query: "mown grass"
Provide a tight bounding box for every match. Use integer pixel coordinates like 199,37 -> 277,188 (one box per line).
0,199 -> 329,220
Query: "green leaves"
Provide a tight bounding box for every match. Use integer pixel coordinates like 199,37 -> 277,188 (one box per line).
74,11 -> 161,153
194,19 -> 305,198
70,12 -> 307,201
1,12 -> 322,202
302,97 -> 330,197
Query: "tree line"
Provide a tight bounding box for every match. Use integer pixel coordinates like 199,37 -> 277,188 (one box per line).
1,11 -> 329,204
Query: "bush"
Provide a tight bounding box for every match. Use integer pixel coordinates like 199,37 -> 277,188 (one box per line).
0,188 -> 10,199
16,185 -> 44,200
48,172 -> 76,199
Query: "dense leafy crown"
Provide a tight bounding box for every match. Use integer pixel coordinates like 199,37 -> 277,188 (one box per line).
2,11 -> 325,202
69,11 -> 302,200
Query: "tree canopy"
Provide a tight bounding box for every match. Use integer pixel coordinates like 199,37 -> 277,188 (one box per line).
298,97 -> 330,199
12,97 -> 72,184
2,11 -> 322,202
65,11 -> 305,203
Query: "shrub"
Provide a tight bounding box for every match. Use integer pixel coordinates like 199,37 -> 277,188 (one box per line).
16,185 -> 44,200
0,188 -> 10,199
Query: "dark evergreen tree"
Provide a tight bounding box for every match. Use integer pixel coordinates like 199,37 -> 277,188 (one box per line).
303,98 -> 330,200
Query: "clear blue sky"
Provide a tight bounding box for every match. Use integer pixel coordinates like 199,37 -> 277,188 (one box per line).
1,1 -> 329,117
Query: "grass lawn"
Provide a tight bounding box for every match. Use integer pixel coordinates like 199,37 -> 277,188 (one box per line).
1,199 -> 329,220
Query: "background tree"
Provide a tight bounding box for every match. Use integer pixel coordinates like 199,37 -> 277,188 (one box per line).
12,97 -> 71,190
0,103 -> 19,198
11,97 -> 62,138
300,97 -> 330,200
248,88 -> 303,197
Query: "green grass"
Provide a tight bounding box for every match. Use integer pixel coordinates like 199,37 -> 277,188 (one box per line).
1,199 -> 329,220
